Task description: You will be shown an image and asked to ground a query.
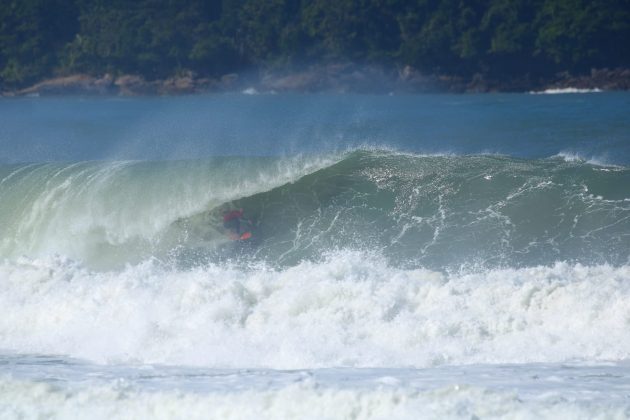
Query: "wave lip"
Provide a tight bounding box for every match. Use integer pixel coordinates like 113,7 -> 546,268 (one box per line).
0,154 -> 341,268
550,151 -> 622,168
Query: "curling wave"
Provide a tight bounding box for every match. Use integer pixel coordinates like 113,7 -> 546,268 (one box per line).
2,150 -> 628,269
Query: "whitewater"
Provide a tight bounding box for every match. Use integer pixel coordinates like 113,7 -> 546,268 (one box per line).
1,93 -> 630,419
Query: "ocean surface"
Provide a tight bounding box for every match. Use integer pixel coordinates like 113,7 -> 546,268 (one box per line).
1,92 -> 630,418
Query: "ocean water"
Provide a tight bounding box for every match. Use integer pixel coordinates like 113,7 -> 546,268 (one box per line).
1,92 -> 630,419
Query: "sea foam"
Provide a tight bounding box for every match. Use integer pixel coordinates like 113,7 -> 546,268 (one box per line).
3,373 -> 628,420
2,252 -> 629,368
529,87 -> 603,94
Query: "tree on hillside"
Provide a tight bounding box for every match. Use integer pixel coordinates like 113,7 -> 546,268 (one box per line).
0,0 -> 78,86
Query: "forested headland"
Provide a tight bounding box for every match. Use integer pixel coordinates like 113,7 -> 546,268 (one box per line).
1,0 -> 630,94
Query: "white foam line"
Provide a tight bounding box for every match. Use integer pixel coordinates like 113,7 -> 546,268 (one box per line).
529,87 -> 603,94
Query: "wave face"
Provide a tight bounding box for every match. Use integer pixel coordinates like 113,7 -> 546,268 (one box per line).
0,155 -> 334,269
2,151 -> 629,270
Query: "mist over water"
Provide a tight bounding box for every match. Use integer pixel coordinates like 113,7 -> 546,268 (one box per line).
1,93 -> 630,418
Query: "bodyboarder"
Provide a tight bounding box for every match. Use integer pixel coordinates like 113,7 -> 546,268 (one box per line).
222,208 -> 252,240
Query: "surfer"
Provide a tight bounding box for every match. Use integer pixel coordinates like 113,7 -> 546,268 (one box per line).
222,208 -> 252,240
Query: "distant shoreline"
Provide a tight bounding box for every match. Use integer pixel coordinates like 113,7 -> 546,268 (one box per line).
3,65 -> 630,97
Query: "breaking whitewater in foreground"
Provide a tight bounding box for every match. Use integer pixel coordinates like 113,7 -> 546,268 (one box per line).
1,147 -> 630,418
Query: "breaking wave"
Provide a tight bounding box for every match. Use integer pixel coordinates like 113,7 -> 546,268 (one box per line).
1,150 -> 628,269
1,150 -> 629,367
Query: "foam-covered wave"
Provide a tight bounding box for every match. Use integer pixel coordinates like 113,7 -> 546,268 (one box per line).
2,252 -> 630,368
1,150 -> 629,269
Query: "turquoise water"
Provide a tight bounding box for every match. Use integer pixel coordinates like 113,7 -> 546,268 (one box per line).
1,92 -> 630,419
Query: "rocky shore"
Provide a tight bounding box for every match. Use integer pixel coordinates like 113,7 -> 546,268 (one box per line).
3,64 -> 630,96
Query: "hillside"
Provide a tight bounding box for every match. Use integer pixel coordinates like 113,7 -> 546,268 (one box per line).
2,0 -> 630,93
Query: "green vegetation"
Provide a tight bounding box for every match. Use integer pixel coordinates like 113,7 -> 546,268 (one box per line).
1,0 -> 629,89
